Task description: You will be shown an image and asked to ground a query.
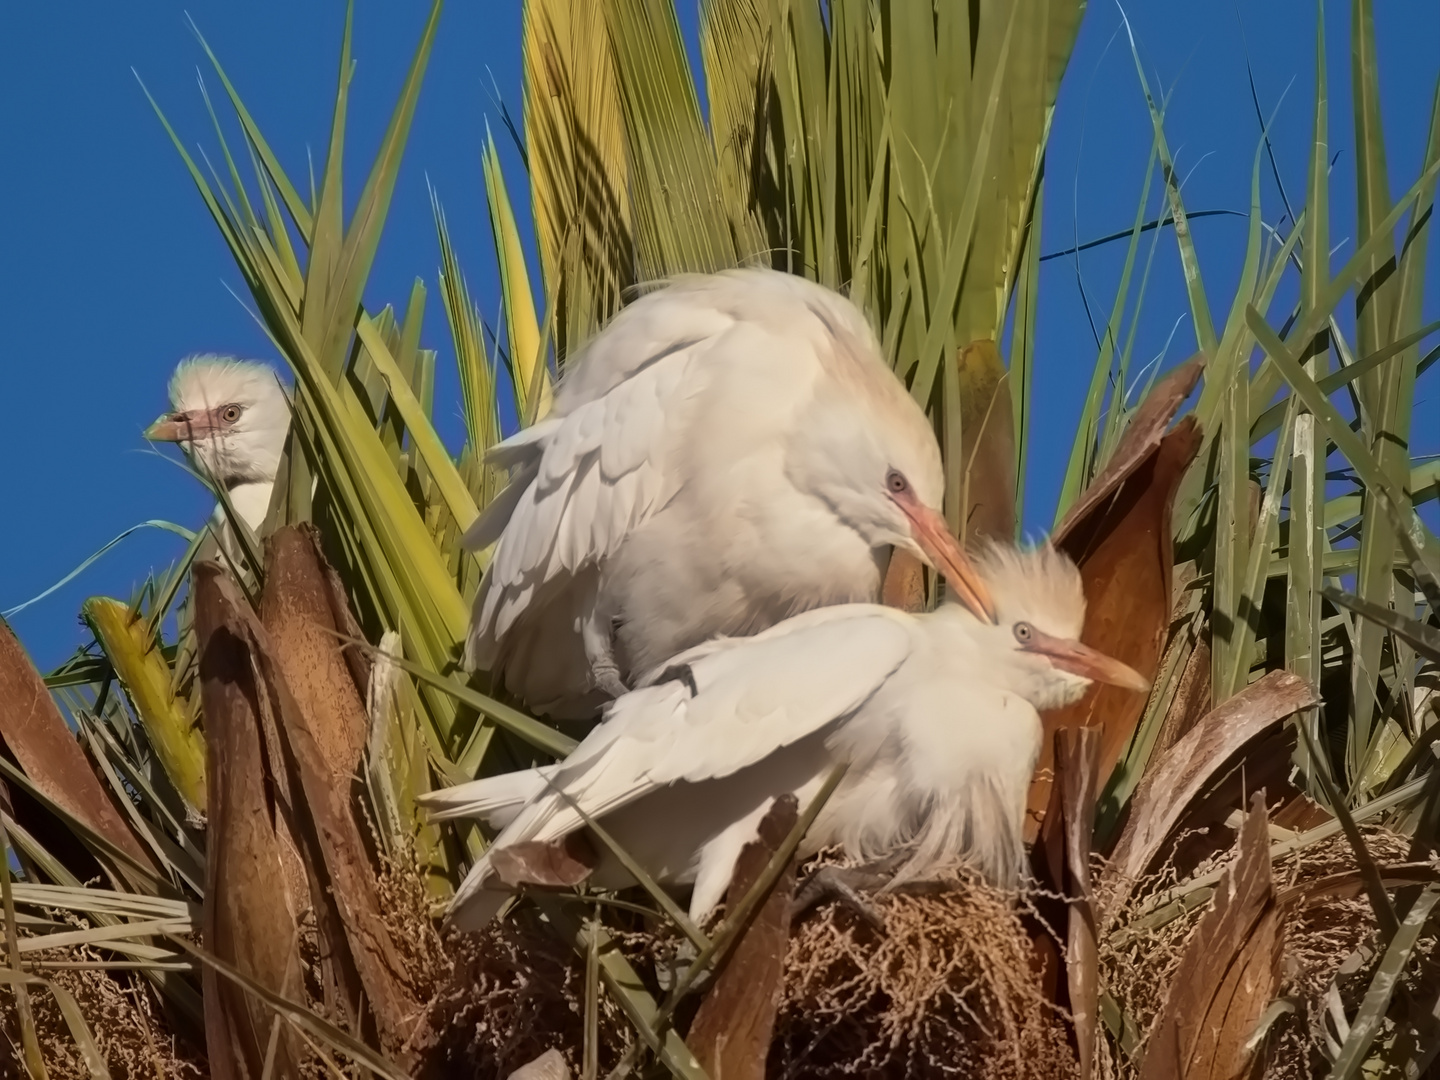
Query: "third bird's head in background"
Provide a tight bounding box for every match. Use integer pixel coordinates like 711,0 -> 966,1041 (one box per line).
964,543 -> 1149,711
144,355 -> 290,488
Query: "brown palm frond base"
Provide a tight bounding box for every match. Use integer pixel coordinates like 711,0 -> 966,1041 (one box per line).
1099,826 -> 1439,1079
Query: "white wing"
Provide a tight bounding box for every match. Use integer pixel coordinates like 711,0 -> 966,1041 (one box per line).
418,765 -> 556,824
632,601 -> 918,687
448,606 -> 914,922
463,290 -> 736,667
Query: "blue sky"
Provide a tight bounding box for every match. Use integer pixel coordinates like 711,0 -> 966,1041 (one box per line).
1,1 -> 1436,671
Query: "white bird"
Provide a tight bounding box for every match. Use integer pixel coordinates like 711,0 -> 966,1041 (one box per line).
464,268 -> 993,718
145,355 -> 290,561
424,543 -> 1147,931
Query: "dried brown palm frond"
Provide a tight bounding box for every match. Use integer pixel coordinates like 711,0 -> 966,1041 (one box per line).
1098,824 -> 1437,1080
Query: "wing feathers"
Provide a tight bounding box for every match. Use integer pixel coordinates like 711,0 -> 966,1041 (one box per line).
448,608 -> 914,925
417,766 -> 555,822
483,417 -> 559,469
462,459 -> 538,552
467,337 -> 697,666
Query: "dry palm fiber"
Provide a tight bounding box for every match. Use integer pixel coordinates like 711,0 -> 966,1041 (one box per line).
1,851 -> 451,1080
409,906 -> 632,1080
10,830 -> 1432,1079
1262,828 -> 1439,1080
13,829 -> 1430,1079
0,946 -> 204,1079
1097,825 -> 1438,1079
771,871 -> 1076,1080
408,862 -> 1074,1079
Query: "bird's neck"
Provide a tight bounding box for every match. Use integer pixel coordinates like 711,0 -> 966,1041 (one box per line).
185,432 -> 284,492
927,596 -> 988,627
219,481 -> 275,533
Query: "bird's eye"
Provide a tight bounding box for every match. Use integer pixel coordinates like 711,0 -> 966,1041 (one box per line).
1014,622 -> 1034,645
220,405 -> 242,424
885,469 -> 908,495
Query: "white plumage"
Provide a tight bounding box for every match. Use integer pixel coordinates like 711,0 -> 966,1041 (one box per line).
424,543 -> 1147,930
145,355 -> 290,560
465,268 -> 991,718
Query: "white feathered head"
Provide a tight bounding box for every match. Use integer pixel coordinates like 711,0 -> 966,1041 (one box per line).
145,355 -> 290,488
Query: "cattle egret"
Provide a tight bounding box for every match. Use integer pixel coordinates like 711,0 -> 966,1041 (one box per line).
424,543 -> 1147,930
465,268 -> 994,718
145,355 -> 290,561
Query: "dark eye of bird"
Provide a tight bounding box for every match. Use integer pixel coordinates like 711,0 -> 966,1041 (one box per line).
221,405 -> 242,424
885,469 -> 907,494
1014,622 -> 1034,644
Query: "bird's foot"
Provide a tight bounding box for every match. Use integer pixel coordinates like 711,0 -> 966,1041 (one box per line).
887,876 -> 956,897
793,853 -> 908,932
793,867 -> 885,931
588,643 -> 631,699
583,613 -> 632,699
594,667 -> 630,700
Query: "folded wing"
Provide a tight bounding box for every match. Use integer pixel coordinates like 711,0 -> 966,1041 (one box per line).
464,294 -> 736,672
444,605 -> 914,924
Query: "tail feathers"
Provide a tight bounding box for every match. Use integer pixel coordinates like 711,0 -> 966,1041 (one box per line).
428,766 -> 564,931
447,856 -> 511,931
484,418 -> 558,469
416,767 -> 554,824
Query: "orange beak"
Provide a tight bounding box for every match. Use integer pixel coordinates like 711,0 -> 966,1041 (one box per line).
146,413 -> 191,442
894,495 -> 997,624
145,409 -> 221,443
1024,629 -> 1149,692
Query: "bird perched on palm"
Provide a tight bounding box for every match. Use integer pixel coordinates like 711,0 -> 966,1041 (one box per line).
465,267 -> 991,719
145,355 -> 290,563
424,541 -> 1146,930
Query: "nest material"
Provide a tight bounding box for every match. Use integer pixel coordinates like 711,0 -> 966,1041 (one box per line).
17,830 -> 1435,1078
410,908 -> 633,1080
373,851 -> 452,1031
773,876 -> 1076,1080
307,849 -> 454,1077
4,851 -> 448,1080
410,869 -> 1074,1080
0,943 -> 205,1080
1098,825 -> 1440,1080
1264,828 -> 1439,1080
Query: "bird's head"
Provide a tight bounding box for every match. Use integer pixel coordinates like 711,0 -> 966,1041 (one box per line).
787,374 -> 998,623
145,356 -> 290,488
965,543 -> 1149,710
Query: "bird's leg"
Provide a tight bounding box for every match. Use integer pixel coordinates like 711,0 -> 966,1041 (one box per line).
793,868 -> 886,931
590,653 -> 630,700
793,851 -> 910,932
582,611 -> 631,699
